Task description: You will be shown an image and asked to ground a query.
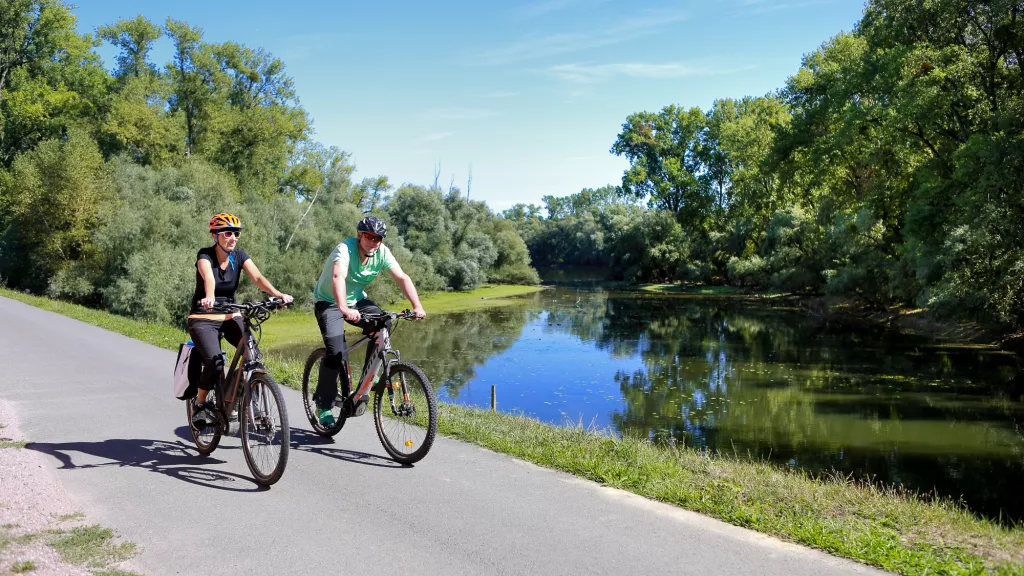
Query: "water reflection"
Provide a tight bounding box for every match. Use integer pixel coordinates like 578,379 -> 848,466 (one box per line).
271,288 -> 1024,522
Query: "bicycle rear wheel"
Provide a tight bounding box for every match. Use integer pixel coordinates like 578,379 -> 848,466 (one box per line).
186,390 -> 221,455
301,348 -> 347,437
241,373 -> 290,486
373,361 -> 437,464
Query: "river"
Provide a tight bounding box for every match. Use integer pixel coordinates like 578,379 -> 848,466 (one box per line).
274,287 -> 1024,522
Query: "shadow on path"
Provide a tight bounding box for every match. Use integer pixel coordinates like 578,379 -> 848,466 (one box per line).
289,427 -> 409,469
27,437 -> 267,492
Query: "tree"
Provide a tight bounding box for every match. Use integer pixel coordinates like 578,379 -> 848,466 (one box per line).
0,0 -> 106,164
354,175 -> 391,213
0,130 -> 110,290
164,18 -> 204,157
611,105 -> 714,234
0,0 -> 76,99
97,15 -> 161,79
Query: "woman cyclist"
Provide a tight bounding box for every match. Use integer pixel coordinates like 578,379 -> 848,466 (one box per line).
188,213 -> 293,428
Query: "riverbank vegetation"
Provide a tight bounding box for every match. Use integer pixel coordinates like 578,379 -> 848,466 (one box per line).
3,288 -> 1024,575
505,0 -> 1024,336
0,2 -> 539,328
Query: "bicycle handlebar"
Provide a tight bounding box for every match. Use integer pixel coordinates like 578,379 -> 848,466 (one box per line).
360,309 -> 422,322
203,297 -> 289,315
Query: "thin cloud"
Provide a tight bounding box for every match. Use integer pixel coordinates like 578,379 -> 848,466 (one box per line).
474,9 -> 689,65
509,0 -> 611,20
419,108 -> 497,120
274,33 -> 344,61
545,62 -> 755,83
734,0 -> 836,15
418,131 -> 455,142
480,91 -> 520,98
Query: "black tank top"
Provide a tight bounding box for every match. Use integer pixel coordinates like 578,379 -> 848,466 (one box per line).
190,246 -> 250,314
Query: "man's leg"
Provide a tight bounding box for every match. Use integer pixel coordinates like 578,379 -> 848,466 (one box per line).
314,301 -> 348,410
351,299 -> 390,370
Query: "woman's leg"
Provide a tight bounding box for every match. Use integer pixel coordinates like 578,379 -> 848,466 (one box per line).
187,318 -> 226,404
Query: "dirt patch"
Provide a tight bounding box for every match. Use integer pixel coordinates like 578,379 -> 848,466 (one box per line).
0,400 -> 139,575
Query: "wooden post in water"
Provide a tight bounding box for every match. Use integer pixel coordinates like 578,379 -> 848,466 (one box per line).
490,385 -> 496,412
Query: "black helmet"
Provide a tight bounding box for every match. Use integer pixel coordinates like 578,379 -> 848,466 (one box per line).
357,216 -> 387,238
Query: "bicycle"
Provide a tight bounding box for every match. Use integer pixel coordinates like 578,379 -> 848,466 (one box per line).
186,297 -> 291,486
301,309 -> 437,464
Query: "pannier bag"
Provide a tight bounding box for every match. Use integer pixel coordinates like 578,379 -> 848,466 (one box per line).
173,341 -> 202,400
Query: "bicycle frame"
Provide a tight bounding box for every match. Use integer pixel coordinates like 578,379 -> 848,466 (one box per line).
214,315 -> 267,423
344,326 -> 401,404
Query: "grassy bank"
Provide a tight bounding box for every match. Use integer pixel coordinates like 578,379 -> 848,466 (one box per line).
3,287 -> 1024,574
261,284 -> 546,347
615,282 -> 1018,349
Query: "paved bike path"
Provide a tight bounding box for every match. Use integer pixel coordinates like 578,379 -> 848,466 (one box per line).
0,296 -> 884,576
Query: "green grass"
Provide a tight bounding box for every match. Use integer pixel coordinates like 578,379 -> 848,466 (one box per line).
0,440 -> 27,449
5,286 -> 1024,574
261,284 -> 544,347
435,405 -> 1024,575
56,513 -> 85,522
0,514 -> 137,574
11,560 -> 36,573
629,283 -> 793,298
48,526 -> 136,568
0,529 -> 37,553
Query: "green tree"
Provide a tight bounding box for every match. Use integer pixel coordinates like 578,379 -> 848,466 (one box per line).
611,105 -> 714,234
97,15 -> 161,79
0,130 -> 109,291
0,0 -> 106,164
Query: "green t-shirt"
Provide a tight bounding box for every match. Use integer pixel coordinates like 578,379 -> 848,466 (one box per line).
313,237 -> 398,306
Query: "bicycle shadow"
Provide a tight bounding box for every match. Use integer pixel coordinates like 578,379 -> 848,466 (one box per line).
289,427 -> 409,469
27,437 -> 268,493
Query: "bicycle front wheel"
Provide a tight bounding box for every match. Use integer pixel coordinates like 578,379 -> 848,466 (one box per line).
241,373 -> 290,486
373,361 -> 437,464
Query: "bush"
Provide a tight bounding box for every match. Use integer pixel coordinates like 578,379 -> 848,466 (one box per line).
727,255 -> 768,287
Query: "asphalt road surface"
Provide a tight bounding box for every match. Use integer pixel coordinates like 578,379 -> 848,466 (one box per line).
0,296 -> 885,575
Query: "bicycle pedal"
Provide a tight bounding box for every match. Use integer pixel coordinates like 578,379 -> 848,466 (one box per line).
348,396 -> 368,417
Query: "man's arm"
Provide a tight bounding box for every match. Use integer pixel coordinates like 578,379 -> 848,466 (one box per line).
388,264 -> 426,318
332,261 -> 361,322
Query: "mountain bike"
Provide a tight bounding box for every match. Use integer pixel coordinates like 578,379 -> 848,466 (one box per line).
186,297 -> 291,486
301,309 -> 437,464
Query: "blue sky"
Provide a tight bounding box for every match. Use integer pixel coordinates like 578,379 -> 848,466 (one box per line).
72,0 -> 867,211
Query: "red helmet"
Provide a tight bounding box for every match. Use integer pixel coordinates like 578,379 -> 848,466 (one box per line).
209,213 -> 242,232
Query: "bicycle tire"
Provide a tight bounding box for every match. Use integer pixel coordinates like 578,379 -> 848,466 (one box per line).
373,361 -> 437,464
240,373 -> 290,486
301,347 -> 348,437
186,390 -> 221,455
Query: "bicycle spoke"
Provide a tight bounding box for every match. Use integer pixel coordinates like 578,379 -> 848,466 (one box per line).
242,377 -> 286,482
374,362 -> 437,464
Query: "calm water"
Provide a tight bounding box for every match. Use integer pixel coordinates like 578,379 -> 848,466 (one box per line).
274,288 -> 1024,522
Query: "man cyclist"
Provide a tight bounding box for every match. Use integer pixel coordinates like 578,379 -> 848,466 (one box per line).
312,216 -> 426,427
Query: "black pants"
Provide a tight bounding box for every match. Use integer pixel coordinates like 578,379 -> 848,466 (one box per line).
313,299 -> 390,409
187,317 -> 245,391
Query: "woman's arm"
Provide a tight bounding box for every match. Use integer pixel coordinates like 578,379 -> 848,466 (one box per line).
242,259 -> 293,304
197,258 -> 216,310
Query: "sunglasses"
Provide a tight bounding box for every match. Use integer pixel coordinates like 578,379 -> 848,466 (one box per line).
362,234 -> 383,243
218,230 -> 241,238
